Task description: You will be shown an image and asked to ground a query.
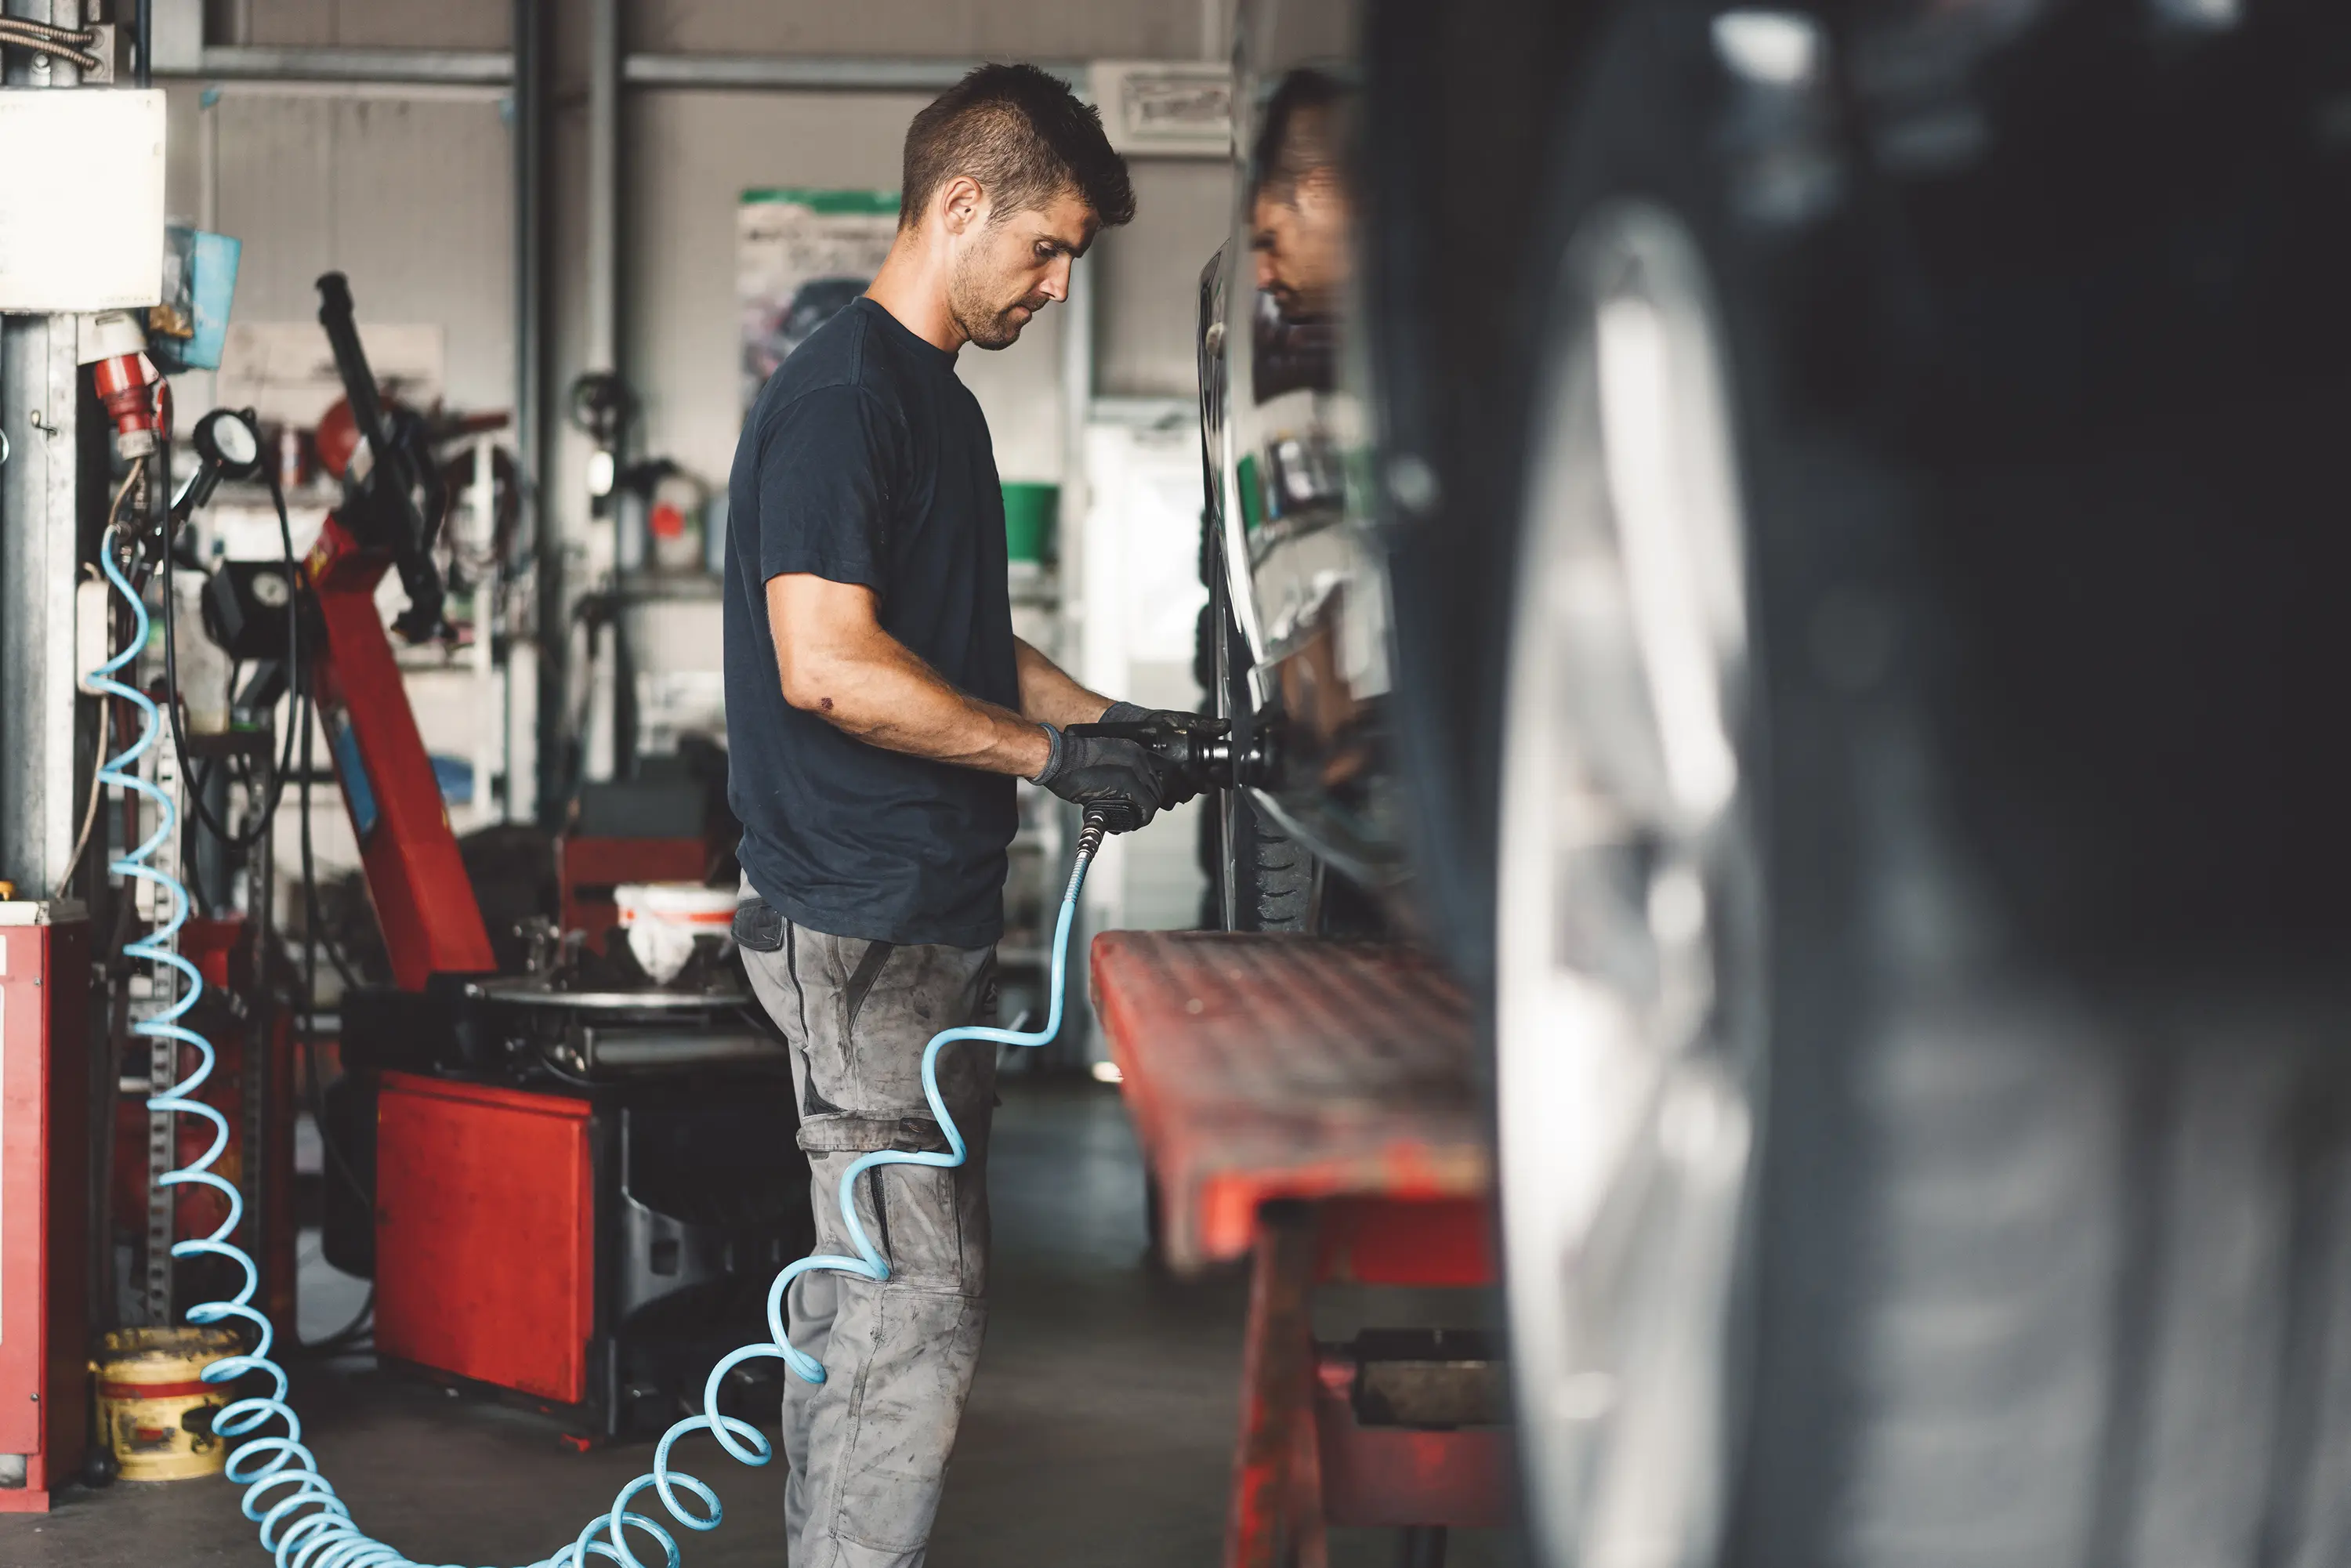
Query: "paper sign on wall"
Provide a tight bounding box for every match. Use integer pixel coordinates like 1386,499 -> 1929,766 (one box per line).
737,189 -> 898,409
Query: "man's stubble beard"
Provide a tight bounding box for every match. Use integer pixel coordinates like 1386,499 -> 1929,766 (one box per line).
948,252 -> 1031,351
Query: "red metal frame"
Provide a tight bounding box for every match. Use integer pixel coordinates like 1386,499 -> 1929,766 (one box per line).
1313,1351 -> 1510,1530
1089,931 -> 1508,1566
0,911 -> 89,1512
1313,1197 -> 1491,1288
303,516 -> 495,992
1091,932 -> 1489,1270
372,1072 -> 596,1405
1231,1210 -> 1328,1568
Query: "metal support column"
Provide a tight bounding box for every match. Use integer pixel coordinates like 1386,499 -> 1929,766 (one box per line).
0,320 -> 82,899
542,0 -> 623,818
0,0 -> 89,900
585,0 -> 618,390
514,0 -> 550,824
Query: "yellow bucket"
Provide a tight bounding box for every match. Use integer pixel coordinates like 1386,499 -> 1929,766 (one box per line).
95,1326 -> 241,1481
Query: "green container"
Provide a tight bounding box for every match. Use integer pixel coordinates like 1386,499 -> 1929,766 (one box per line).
1002,482 -> 1059,563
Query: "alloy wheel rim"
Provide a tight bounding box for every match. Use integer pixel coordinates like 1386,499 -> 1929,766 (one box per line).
1496,199 -> 1765,1568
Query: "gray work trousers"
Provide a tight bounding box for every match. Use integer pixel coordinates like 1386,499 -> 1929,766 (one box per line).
736,893 -> 997,1567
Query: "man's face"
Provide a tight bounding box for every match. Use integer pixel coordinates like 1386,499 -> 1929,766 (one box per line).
1252,173 -> 1349,321
948,189 -> 1098,350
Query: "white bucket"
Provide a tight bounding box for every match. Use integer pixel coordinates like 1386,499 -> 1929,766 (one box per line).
614,882 -> 737,983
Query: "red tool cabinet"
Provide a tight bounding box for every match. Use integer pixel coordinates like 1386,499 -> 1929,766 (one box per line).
373,1073 -> 598,1407
0,905 -> 89,1512
366,1067 -> 808,1442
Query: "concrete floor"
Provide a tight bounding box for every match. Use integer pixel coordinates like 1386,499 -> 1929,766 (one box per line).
3,1078 -> 1517,1567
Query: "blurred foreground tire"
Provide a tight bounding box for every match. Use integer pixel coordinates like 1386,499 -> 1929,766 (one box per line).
1371,2 -> 2351,1566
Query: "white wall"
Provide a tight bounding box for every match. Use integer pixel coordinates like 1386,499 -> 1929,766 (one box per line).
165,85 -> 516,416
625,0 -> 1208,58
242,0 -> 509,49
1078,413 -> 1212,936
1095,158 -> 1233,398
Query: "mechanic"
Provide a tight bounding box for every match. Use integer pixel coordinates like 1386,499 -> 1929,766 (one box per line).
722,63 -> 1186,1567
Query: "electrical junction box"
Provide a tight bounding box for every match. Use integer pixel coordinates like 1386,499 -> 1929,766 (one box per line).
0,89 -> 166,313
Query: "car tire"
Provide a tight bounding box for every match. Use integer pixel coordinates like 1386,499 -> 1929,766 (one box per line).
1367,4 -> 2351,1567
1199,518 -> 1317,934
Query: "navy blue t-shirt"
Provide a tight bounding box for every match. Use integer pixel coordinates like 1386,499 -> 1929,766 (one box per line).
723,297 -> 1018,949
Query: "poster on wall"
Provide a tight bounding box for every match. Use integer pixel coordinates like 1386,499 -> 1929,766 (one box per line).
737,188 -> 899,407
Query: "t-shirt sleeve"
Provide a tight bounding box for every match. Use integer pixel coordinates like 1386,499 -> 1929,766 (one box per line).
755,383 -> 900,593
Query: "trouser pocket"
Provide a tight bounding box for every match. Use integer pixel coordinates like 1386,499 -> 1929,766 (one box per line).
795,1115 -> 951,1156
732,898 -> 787,953
801,1143 -> 987,1298
761,925 -> 998,1297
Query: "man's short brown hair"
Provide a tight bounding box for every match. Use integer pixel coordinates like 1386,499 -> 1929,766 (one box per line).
1252,68 -> 1349,207
900,63 -> 1136,231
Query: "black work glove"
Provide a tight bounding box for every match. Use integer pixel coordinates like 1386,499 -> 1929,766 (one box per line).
1103,701 -> 1219,728
1031,724 -> 1168,833
1099,702 -> 1219,806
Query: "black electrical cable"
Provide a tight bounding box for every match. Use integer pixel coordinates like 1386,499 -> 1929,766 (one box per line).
295,685 -> 368,1011
183,463 -> 310,846
531,1050 -> 604,1092
292,682 -> 379,1280
292,687 -> 376,1355
134,0 -> 152,87
159,462 -> 303,851
294,987 -> 375,1353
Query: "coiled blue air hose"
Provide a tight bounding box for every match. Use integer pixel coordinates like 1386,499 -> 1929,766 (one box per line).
100,505 -> 1107,1567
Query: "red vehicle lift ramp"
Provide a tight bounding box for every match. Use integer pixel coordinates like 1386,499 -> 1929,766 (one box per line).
1091,931 -> 1506,1568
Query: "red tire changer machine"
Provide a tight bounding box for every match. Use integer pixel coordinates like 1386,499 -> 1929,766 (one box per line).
198,275 -> 810,1441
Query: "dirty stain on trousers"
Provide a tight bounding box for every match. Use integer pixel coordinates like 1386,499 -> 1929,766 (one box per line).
736,886 -> 998,1566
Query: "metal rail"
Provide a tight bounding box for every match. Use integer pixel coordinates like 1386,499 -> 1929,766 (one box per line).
158,46 -> 1094,93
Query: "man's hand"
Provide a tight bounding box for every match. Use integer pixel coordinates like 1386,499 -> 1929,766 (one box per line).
1098,702 -> 1219,806
1100,701 -> 1215,729
1031,726 -> 1168,832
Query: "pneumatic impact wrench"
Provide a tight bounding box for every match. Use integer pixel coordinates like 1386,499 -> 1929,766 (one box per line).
1063,712 -> 1278,833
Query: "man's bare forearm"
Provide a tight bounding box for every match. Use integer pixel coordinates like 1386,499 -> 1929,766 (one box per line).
1012,636 -> 1114,728
771,575 -> 1051,777
803,638 -> 1050,775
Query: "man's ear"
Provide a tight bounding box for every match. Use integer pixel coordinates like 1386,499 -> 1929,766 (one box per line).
939,174 -> 988,236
